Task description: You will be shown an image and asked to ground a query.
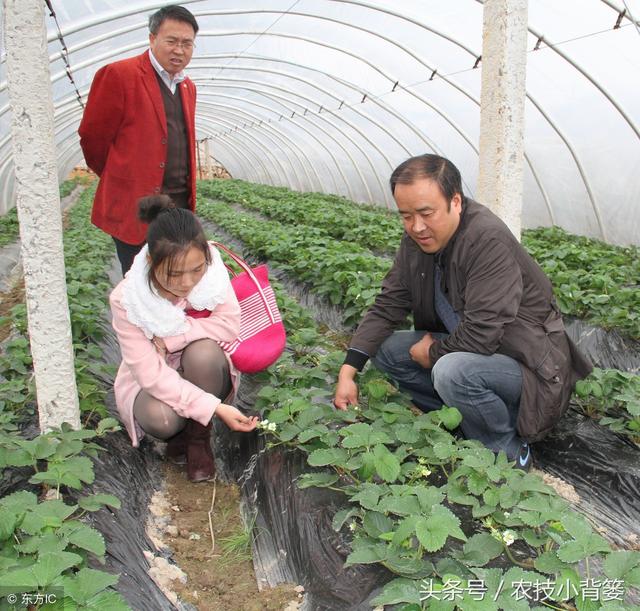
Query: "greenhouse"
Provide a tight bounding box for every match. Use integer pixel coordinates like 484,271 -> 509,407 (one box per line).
0,1 -> 639,610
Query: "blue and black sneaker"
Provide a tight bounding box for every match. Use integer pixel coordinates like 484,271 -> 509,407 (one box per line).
514,442 -> 532,471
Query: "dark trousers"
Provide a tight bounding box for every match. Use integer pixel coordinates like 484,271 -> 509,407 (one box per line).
113,237 -> 144,277
372,330 -> 524,459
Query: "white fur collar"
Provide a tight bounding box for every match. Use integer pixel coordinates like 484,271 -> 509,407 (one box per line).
121,243 -> 231,339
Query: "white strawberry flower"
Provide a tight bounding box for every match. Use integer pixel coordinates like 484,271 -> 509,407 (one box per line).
502,530 -> 516,546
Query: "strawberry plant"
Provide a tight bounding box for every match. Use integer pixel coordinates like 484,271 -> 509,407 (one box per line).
574,368 -> 640,442
0,187 -> 114,423
523,226 -> 640,339
0,178 -> 87,248
0,419 -> 128,609
199,180 -> 640,339
245,278 -> 640,609
0,183 -> 128,609
197,199 -> 391,325
198,179 -> 403,254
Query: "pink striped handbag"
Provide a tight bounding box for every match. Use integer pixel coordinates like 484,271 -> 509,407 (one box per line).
206,242 -> 285,374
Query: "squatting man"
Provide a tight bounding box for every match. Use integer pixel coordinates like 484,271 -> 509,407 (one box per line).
333,154 -> 591,470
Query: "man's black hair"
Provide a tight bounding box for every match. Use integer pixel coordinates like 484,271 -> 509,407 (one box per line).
149,5 -> 199,35
390,154 -> 464,207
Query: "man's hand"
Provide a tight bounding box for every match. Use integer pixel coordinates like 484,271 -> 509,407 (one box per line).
409,333 -> 435,369
334,364 -> 359,411
215,403 -> 259,432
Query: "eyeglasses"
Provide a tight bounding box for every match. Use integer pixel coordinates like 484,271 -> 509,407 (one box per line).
162,38 -> 195,51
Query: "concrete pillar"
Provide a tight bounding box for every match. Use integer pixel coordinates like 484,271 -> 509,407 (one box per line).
476,0 -> 528,240
3,0 -> 80,430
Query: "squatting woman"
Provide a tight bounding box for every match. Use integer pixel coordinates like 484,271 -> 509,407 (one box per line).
109,195 -> 257,481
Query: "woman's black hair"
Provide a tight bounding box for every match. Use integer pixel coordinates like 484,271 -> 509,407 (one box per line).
138,194 -> 211,289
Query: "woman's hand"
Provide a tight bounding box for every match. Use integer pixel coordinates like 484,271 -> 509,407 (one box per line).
151,336 -> 167,358
215,403 -> 259,432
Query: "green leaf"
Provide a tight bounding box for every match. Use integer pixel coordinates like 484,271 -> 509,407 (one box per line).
61,568 -> 118,605
362,511 -> 393,539
415,485 -> 444,512
344,541 -> 387,566
603,550 -> 640,580
373,444 -> 401,483
447,480 -> 479,507
29,456 -> 95,490
0,507 -> 20,541
332,507 -> 359,532
21,435 -> 59,460
1,551 -> 82,588
392,515 -> 419,547
383,553 -> 433,578
377,494 -> 421,517
357,452 -> 377,481
0,490 -> 38,513
60,522 -> 106,557
296,405 -> 327,430
277,423 -> 302,442
350,484 -> 383,511
297,425 -> 329,443
466,471 -> 490,496
433,441 -> 457,460
557,534 -> 611,563
415,505 -> 467,552
393,423 -> 421,444
533,550 -> 570,575
297,472 -> 339,489
365,379 -> 390,400
461,533 -> 504,567
460,448 -> 496,470
16,533 -> 66,555
340,422 -> 393,448
561,513 -> 594,540
551,567 -> 582,602
20,500 -> 78,535
371,577 -> 422,605
78,493 -> 122,512
307,447 -> 348,467
436,407 -> 463,430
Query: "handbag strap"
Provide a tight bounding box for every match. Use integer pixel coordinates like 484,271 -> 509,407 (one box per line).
210,241 -> 277,325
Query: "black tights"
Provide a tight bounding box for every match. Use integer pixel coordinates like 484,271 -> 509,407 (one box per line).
132,339 -> 231,439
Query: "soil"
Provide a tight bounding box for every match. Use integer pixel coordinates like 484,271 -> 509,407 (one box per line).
0,279 -> 25,342
154,461 -> 301,610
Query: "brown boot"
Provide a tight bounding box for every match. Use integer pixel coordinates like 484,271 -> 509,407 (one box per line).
185,419 -> 215,483
165,425 -> 189,465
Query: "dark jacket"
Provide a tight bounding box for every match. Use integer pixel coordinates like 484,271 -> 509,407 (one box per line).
350,198 -> 592,441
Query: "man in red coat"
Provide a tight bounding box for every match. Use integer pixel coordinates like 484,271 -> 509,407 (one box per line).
79,5 -> 199,274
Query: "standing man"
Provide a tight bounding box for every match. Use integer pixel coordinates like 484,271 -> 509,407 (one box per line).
79,5 -> 199,275
333,154 -> 591,470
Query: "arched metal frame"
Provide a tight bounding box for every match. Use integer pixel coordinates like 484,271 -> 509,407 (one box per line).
0,0 -> 636,243
196,96 -> 330,192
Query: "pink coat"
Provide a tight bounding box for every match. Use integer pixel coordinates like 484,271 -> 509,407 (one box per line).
110,281 -> 241,447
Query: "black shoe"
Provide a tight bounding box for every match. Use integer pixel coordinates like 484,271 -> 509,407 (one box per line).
513,443 -> 532,471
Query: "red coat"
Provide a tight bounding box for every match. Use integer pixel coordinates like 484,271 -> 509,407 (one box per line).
79,51 -> 197,245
